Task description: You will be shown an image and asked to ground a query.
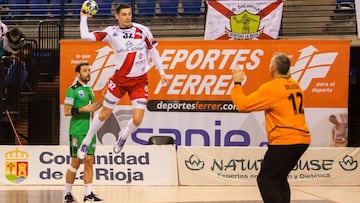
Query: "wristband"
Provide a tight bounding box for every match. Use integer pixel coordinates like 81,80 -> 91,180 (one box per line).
71,108 -> 79,116
234,81 -> 242,86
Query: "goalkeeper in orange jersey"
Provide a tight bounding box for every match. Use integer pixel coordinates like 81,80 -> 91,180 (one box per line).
231,52 -> 311,203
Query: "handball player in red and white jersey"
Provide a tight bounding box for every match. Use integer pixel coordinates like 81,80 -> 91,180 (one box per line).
77,3 -> 169,159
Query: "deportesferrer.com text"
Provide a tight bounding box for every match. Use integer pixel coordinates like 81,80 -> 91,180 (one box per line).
39,151 -> 149,183
149,100 -> 238,112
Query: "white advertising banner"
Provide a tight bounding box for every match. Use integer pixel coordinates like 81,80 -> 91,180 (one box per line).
60,107 -> 347,148
0,145 -> 178,185
356,0 -> 360,39
204,0 -> 284,40
177,146 -> 360,185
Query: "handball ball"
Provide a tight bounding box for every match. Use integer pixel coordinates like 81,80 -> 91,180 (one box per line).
82,0 -> 98,15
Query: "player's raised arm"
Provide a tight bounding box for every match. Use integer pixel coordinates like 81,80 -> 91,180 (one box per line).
79,12 -> 96,41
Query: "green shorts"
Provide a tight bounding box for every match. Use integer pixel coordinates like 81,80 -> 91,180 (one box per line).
69,134 -> 97,157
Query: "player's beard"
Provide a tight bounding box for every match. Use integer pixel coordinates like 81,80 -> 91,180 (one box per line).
80,75 -> 90,84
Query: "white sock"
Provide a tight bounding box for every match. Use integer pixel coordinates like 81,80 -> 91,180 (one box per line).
65,183 -> 72,194
119,119 -> 138,140
82,116 -> 105,146
85,184 -> 92,196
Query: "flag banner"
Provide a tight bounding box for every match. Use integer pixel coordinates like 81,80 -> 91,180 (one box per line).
204,0 -> 283,40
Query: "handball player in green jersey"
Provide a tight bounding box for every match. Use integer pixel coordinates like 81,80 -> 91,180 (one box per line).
63,62 -> 104,202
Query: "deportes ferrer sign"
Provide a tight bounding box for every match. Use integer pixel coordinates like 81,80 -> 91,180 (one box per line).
59,40 -> 349,147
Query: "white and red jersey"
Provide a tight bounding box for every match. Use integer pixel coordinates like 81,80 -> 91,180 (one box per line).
80,16 -> 159,77
0,21 -> 8,39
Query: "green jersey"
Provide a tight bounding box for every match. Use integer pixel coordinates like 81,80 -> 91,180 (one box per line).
64,81 -> 95,136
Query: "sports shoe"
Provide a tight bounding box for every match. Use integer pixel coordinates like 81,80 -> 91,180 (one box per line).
83,192 -> 103,202
64,192 -> 76,203
77,143 -> 88,160
113,138 -> 126,154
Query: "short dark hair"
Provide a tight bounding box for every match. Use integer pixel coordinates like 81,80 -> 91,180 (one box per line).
115,3 -> 131,14
329,114 -> 336,121
273,53 -> 291,75
10,28 -> 20,36
75,62 -> 89,73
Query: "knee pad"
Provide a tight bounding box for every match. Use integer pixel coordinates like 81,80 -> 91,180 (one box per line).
68,165 -> 78,173
132,98 -> 147,109
103,91 -> 120,109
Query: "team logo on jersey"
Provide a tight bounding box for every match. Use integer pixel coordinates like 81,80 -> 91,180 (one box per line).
150,39 -> 157,46
126,41 -> 133,48
5,148 -> 29,183
78,90 -> 85,98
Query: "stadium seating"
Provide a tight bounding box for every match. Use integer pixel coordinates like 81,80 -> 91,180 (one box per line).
136,0 -> 156,16
6,0 -> 28,17
113,0 -> 133,6
94,0 -> 112,16
28,0 -> 48,16
158,0 -> 178,16
69,0 -> 84,16
181,0 -> 203,15
49,0 -> 63,16
67,0 -> 112,17
334,0 -> 355,13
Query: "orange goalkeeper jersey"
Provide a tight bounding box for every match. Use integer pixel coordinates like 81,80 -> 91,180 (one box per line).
231,77 -> 311,145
